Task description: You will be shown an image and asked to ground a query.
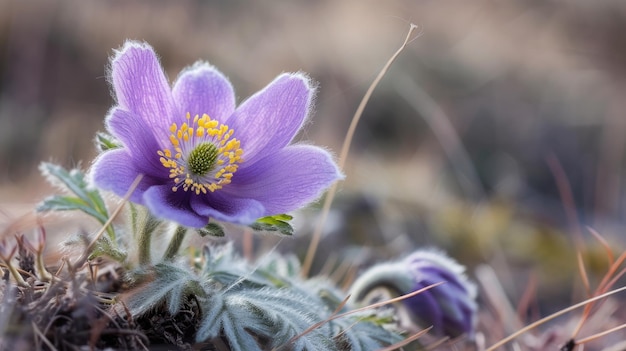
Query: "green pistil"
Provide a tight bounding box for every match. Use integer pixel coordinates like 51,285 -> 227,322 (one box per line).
187,142 -> 219,176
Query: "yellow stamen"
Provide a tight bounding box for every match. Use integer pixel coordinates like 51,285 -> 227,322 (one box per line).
157,113 -> 244,194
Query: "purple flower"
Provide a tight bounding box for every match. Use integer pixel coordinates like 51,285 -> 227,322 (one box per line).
350,250 -> 477,339
91,41 -> 342,228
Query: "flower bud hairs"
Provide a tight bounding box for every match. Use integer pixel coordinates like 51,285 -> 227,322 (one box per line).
350,249 -> 478,343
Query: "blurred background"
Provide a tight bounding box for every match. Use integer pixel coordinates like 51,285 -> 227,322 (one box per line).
2,0 -> 626,346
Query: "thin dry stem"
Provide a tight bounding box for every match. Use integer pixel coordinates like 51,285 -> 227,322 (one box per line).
515,273 -> 537,324
74,174 -> 143,268
576,322 -> 626,345
485,285 -> 626,351
280,282 -> 443,349
546,154 -> 584,248
423,336 -> 450,351
605,266 -> 626,292
375,327 -> 433,351
587,226 -> 614,265
276,294 -> 350,351
32,321 -> 58,351
301,23 -> 420,278
572,250 -> 626,338
577,251 -> 591,297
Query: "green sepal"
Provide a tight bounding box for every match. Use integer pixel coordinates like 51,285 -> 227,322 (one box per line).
95,132 -> 121,152
197,222 -> 225,237
249,214 -> 294,236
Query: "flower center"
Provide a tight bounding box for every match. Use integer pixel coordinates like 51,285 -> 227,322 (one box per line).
157,113 -> 244,195
187,142 -> 219,176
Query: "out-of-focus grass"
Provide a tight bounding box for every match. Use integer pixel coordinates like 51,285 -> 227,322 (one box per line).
2,0 -> 626,347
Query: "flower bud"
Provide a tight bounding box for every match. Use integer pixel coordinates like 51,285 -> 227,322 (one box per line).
350,249 -> 477,339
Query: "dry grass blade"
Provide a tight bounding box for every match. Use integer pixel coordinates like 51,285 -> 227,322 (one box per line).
301,23 -> 420,278
546,154 -> 584,249
577,251 -> 591,297
572,250 -> 626,338
587,226 -> 614,266
275,295 -> 351,350
476,264 -> 523,334
279,282 -> 443,349
485,285 -> 626,351
375,327 -> 433,351
576,322 -> 626,346
516,273 -> 537,324
336,281 -> 443,320
423,336 -> 450,351
73,174 -> 143,268
32,321 -> 58,351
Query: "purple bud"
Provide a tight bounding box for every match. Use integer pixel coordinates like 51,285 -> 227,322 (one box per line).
350,249 -> 477,339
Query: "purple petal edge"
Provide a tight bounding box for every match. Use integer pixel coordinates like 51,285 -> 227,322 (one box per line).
110,41 -> 175,143
172,62 -> 236,124
230,73 -> 315,167
228,144 -> 343,215
90,149 -> 156,204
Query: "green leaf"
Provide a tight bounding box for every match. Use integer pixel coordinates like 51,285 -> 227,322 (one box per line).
331,313 -> 404,351
95,132 -> 121,152
120,243 -> 404,350
197,222 -> 225,237
197,287 -> 335,350
124,262 -> 205,316
249,214 -> 294,236
37,195 -> 108,223
40,163 -> 89,201
38,162 -> 115,241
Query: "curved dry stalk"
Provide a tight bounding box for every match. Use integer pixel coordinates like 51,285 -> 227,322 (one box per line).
577,251 -> 591,297
375,327 -> 433,351
301,23 -> 421,278
485,285 -> 626,351
278,281 -> 443,350
546,154 -> 584,248
576,322 -> 626,346
32,321 -> 58,351
572,250 -> 626,338
73,174 -> 143,268
586,226 -> 614,265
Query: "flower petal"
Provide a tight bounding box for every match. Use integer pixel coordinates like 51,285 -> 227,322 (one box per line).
110,41 -> 175,142
229,73 -> 313,165
106,107 -> 167,176
228,145 -> 342,215
190,194 -> 265,225
91,149 -> 160,204
405,288 -> 444,334
172,63 -> 236,123
143,186 -> 209,228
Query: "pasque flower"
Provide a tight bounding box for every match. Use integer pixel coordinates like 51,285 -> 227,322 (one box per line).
350,250 -> 477,339
91,41 -> 342,228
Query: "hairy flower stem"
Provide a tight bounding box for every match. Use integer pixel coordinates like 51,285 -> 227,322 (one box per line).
137,213 -> 161,266
164,226 -> 187,260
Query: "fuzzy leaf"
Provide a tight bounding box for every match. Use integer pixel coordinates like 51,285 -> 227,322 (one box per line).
197,222 -> 225,237
331,313 -> 404,351
124,262 -> 204,316
197,287 -> 335,351
38,163 -> 114,240
249,214 -> 294,236
37,195 -> 108,223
